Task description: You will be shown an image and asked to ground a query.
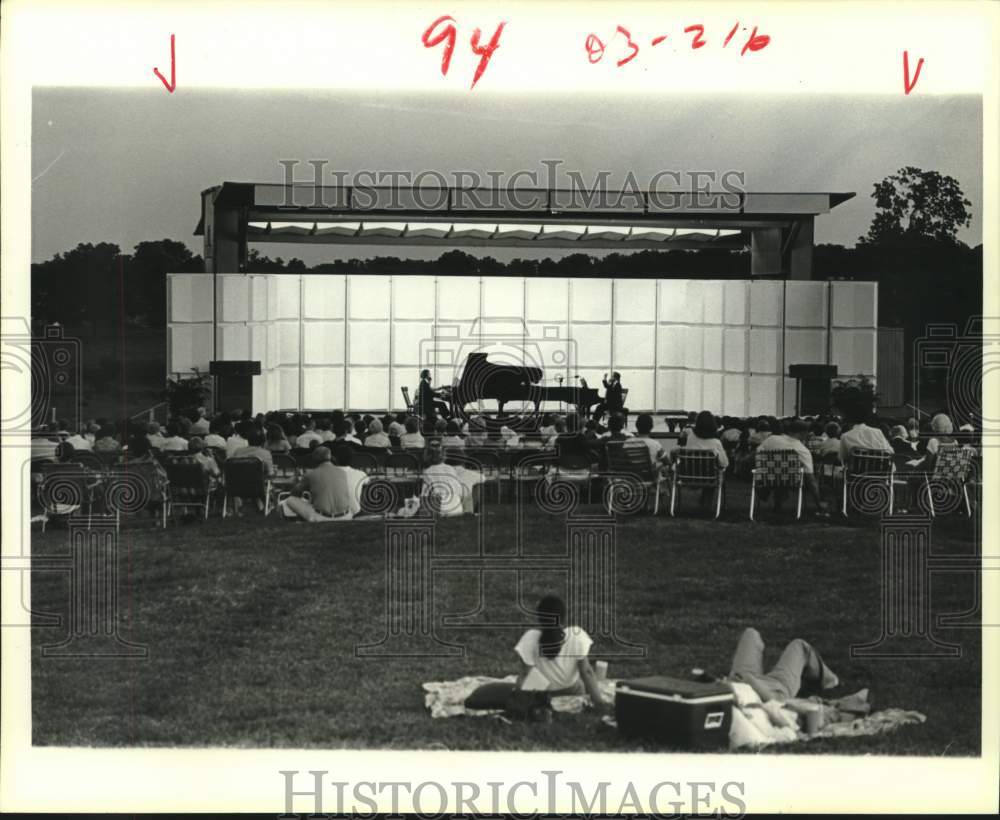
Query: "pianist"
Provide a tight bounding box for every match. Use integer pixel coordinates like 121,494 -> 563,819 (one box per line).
417,369 -> 452,420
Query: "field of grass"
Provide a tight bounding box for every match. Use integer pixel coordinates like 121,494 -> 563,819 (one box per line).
30,480 -> 981,754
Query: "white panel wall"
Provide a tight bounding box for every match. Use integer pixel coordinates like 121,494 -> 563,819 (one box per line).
167,274 -> 878,416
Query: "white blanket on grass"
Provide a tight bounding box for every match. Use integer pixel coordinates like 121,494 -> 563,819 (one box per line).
422,675 -> 926,749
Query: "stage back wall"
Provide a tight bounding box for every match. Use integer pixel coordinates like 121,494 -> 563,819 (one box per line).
167,274 -> 877,416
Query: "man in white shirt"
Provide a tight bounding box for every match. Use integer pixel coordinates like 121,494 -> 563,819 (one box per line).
333,417 -> 362,445
756,418 -> 828,514
189,408 -> 211,436
839,419 -> 892,465
161,421 -> 190,451
64,427 -> 93,452
625,413 -> 666,466
225,425 -> 250,457
295,419 -> 323,449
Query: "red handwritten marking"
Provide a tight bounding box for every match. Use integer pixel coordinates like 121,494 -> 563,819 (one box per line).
585,33 -> 606,63
684,24 -> 706,49
723,22 -> 740,47
651,34 -> 668,47
903,50 -> 925,94
741,26 -> 770,56
469,22 -> 506,88
422,15 -> 457,76
615,25 -> 640,66
152,33 -> 176,93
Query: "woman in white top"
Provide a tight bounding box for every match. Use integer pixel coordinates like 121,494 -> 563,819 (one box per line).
675,411 -> 729,469
513,594 -> 609,709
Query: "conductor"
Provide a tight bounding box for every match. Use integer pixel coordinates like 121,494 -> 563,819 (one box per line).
417,369 -> 452,420
593,371 -> 624,424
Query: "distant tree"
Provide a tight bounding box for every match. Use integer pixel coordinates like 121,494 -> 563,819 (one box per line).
859,166 -> 971,245
32,242 -> 122,325
126,239 -> 202,325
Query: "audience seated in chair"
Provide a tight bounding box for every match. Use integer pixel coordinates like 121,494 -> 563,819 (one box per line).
363,418 -> 392,449
754,418 -> 829,515
399,416 -> 425,449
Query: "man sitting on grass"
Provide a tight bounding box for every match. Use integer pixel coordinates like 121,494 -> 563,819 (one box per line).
280,445 -> 369,521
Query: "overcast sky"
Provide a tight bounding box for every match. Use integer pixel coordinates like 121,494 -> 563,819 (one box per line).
31,89 -> 982,264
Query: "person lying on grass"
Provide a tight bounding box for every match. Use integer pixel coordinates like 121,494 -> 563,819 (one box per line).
513,594 -> 611,712
726,627 -> 839,703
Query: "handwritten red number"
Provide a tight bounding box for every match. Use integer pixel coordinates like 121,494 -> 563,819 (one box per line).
741,26 -> 770,55
903,50 -> 924,94
684,24 -> 706,49
422,15 -> 457,76
585,33 -> 606,63
616,25 -> 640,66
469,22 -> 506,88
723,23 -> 740,48
651,35 -> 668,47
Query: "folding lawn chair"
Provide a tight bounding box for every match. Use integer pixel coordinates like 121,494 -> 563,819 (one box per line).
842,448 -> 895,517
669,448 -> 725,519
222,457 -> 274,517
919,443 -> 975,517
603,442 -> 663,514
163,456 -> 219,522
34,463 -> 101,532
750,449 -> 804,521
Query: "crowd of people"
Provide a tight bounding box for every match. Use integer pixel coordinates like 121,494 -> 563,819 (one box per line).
31,389 -> 979,523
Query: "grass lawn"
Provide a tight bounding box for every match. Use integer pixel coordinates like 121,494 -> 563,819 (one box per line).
30,479 -> 982,754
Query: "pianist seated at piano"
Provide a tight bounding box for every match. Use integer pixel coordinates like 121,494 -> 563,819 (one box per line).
417,369 -> 452,420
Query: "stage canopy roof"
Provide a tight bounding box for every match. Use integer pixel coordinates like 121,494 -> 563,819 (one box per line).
194,181 -> 854,278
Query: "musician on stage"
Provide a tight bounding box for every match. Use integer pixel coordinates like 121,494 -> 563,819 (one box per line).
593,371 -> 624,424
417,369 -> 452,420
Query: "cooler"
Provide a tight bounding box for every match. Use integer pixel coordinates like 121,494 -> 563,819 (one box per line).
615,676 -> 734,750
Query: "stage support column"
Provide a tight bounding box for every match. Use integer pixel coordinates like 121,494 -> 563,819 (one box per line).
751,227 -> 782,276
213,205 -> 241,273
788,216 -> 815,280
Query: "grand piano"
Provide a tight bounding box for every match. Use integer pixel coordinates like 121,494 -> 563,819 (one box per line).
449,352 -> 601,418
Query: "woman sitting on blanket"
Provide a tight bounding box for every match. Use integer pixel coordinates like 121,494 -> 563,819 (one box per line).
513,594 -> 611,711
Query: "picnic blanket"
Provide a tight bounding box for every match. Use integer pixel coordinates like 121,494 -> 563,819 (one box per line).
421,675 -> 926,748
422,675 -> 617,719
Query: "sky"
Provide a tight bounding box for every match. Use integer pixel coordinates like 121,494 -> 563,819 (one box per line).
31,88 -> 983,264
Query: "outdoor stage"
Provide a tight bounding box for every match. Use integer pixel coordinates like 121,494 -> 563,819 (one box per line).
166,182 -> 877,416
